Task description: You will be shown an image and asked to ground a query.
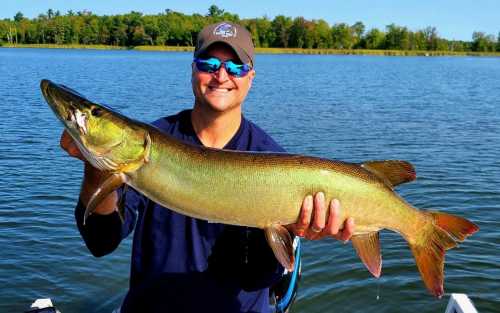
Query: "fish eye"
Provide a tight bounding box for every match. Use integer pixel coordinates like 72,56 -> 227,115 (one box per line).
91,107 -> 103,117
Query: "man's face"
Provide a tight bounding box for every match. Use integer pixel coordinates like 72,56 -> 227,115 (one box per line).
191,43 -> 255,113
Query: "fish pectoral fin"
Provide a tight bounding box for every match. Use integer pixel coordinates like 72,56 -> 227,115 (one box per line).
264,224 -> 295,272
361,160 -> 416,188
352,231 -> 382,278
84,172 -> 128,225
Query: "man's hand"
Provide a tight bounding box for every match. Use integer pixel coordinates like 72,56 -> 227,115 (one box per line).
286,192 -> 355,241
60,130 -> 118,214
60,130 -> 85,160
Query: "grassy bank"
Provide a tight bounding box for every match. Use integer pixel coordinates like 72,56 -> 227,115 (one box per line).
2,43 -> 500,57
1,43 -> 129,50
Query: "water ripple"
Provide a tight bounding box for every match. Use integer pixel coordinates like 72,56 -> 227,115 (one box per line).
1,49 -> 499,312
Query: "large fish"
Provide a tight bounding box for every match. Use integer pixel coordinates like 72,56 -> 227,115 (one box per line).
40,79 -> 478,298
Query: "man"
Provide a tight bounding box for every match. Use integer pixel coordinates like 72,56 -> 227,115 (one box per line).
61,22 -> 354,312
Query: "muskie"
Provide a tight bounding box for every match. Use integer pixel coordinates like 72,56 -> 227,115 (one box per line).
41,79 -> 478,298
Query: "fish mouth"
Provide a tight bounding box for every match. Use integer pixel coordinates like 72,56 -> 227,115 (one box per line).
41,80 -> 90,140
40,79 -> 118,171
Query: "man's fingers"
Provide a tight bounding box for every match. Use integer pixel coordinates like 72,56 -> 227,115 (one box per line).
326,198 -> 340,235
310,192 -> 326,233
339,217 -> 355,242
296,194 -> 313,236
60,130 -> 72,150
60,130 -> 84,160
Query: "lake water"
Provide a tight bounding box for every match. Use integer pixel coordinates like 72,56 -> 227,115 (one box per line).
0,48 -> 499,313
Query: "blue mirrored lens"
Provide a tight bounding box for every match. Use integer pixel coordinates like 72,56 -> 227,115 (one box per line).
224,60 -> 250,77
195,58 -> 221,73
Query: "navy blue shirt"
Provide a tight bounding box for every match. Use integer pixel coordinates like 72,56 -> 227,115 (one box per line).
75,109 -> 286,313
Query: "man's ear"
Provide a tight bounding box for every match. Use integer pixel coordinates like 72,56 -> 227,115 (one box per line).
248,69 -> 256,84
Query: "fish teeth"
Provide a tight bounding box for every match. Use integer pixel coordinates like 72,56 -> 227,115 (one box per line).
75,111 -> 88,135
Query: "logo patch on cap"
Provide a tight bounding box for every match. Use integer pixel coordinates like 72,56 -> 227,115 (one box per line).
213,23 -> 237,38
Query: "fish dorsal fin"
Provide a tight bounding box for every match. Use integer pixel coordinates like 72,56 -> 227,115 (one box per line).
264,224 -> 295,272
361,160 -> 416,188
352,231 -> 382,278
84,172 -> 128,225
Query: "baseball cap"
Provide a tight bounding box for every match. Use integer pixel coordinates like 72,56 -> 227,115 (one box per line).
194,22 -> 255,66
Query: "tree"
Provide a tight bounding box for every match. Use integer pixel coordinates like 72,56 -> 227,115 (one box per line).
351,21 -> 365,48
472,31 -> 495,52
14,12 -> 24,22
207,5 -> 224,18
315,19 -> 332,48
331,23 -> 353,49
289,17 -> 307,48
244,19 -> 260,47
364,28 -> 385,49
423,26 -> 438,50
497,31 -> 500,52
411,30 -> 427,50
271,15 -> 292,47
385,24 -> 410,50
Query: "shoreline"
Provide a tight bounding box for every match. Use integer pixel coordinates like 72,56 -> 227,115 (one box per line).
2,43 -> 499,57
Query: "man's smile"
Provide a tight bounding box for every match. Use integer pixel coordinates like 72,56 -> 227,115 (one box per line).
207,86 -> 234,93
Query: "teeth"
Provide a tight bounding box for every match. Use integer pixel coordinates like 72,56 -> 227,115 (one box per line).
75,111 -> 88,135
209,87 -> 231,92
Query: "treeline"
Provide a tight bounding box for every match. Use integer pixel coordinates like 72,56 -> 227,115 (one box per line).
1,5 -> 499,52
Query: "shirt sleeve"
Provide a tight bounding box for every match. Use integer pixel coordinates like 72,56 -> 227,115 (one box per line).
74,187 -> 145,257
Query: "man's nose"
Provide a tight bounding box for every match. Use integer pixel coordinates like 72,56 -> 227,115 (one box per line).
213,65 -> 230,82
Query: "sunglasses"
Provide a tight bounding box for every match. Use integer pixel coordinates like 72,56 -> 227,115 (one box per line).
193,57 -> 252,78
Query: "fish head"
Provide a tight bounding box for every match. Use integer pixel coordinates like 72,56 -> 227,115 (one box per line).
41,79 -> 150,173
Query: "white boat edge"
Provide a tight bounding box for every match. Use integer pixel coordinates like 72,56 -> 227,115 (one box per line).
445,293 -> 479,313
28,292 -> 478,313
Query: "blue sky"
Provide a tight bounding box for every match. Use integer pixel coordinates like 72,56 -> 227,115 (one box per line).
2,0 -> 498,41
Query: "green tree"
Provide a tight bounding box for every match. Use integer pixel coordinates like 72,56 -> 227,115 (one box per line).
143,15 -> 160,45
271,15 -> 292,47
497,31 -> 500,52
207,5 -> 224,18
364,28 -> 385,49
423,26 -> 438,50
385,24 -> 410,50
472,31 -> 495,51
14,12 -> 24,22
256,17 -> 274,48
289,17 -> 307,48
109,15 -> 127,45
244,19 -> 260,47
351,21 -> 365,48
411,30 -> 427,50
315,19 -> 332,48
331,23 -> 353,49
80,14 -> 99,44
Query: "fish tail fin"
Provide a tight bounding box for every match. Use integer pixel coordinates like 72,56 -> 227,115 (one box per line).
409,211 -> 478,298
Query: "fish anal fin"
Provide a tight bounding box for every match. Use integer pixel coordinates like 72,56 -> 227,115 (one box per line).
264,224 -> 295,272
361,160 -> 416,188
85,172 -> 128,225
352,232 -> 382,278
